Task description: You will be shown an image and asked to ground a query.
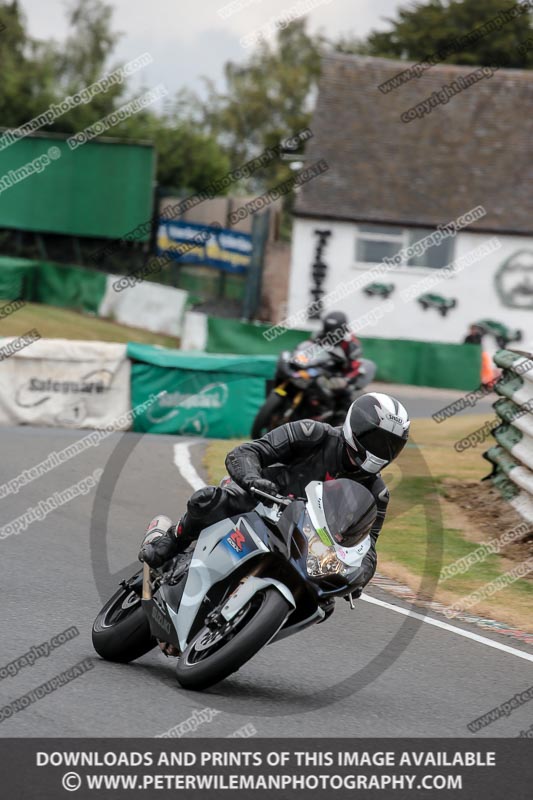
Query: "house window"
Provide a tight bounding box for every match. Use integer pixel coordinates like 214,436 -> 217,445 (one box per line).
355,224 -> 454,269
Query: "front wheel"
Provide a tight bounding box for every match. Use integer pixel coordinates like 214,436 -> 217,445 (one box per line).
251,391 -> 286,438
92,584 -> 156,663
175,588 -> 291,691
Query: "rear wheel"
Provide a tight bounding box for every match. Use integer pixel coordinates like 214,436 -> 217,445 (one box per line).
251,391 -> 286,438
92,585 -> 156,663
175,588 -> 291,691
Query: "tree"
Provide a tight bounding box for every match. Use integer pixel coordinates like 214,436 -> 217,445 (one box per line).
0,0 -> 229,192
137,104 -> 231,192
364,0 -> 533,69
0,2 -> 58,126
49,0 -> 126,133
202,19 -> 323,190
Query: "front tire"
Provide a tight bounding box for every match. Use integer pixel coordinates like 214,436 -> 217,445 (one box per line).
92,585 -> 156,663
251,391 -> 286,438
175,588 -> 291,691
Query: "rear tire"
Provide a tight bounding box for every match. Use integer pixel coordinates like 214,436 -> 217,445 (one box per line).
251,392 -> 286,438
92,586 -> 156,663
175,588 -> 291,691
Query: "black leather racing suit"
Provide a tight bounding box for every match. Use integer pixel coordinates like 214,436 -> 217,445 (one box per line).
176,419 -> 389,594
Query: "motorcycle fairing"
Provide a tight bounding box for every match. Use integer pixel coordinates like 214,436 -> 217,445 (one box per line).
305,480 -> 371,569
173,515 -> 270,650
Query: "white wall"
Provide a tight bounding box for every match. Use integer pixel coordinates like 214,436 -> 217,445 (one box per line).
288,218 -> 533,348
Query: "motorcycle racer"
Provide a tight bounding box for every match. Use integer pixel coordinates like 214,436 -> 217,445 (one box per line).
139,392 -> 410,602
312,310 -> 369,397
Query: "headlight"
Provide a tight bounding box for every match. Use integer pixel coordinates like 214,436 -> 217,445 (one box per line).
304,528 -> 342,577
303,523 -> 358,578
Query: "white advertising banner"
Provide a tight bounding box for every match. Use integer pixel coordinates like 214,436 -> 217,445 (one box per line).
0,338 -> 131,429
180,311 -> 208,351
99,277 -> 188,338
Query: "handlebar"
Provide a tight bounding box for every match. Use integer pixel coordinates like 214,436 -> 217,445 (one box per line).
250,486 -> 292,507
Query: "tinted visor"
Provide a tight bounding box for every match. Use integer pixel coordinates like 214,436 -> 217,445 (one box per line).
356,428 -> 407,464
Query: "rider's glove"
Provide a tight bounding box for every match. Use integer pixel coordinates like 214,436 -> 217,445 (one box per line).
252,478 -> 279,495
248,477 -> 279,502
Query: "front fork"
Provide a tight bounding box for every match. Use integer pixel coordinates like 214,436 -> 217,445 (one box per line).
142,562 -> 152,600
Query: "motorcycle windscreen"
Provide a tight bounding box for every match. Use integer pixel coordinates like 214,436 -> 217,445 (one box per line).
291,340 -> 334,369
322,479 -> 377,548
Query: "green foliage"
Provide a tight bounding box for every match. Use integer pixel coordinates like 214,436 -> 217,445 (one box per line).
202,19 -> 323,190
198,19 -> 326,237
365,0 -> 533,68
0,1 -> 58,126
137,105 -> 232,192
0,0 -> 230,192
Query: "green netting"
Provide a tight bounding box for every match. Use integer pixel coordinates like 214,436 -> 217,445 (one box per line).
0,256 -> 39,299
207,316 -> 311,357
35,262 -> 107,314
356,337 -> 481,391
206,317 -> 482,390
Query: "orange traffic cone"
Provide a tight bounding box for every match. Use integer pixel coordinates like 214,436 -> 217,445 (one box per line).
481,350 -> 496,388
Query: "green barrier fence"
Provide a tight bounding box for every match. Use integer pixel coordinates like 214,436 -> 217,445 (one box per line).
0,256 -> 39,299
0,257 -> 107,314
128,343 -> 277,438
207,316 -> 312,356
355,337 -> 481,391
34,262 -> 107,314
205,316 -> 482,391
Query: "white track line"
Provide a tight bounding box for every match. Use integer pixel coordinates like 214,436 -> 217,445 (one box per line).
174,441 -> 533,663
173,442 -> 206,492
361,594 -> 533,663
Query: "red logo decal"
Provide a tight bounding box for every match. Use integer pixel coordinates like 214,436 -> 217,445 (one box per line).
228,529 -> 246,552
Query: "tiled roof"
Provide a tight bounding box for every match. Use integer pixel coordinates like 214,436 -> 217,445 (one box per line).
295,54 -> 533,234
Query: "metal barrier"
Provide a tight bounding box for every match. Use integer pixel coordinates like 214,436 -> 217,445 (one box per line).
483,349 -> 533,523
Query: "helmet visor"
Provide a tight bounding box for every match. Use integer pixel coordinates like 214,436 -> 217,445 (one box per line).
356,428 -> 407,464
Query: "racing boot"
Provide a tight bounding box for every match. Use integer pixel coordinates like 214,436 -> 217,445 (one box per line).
138,515 -> 182,568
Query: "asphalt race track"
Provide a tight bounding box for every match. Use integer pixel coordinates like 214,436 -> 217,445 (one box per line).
1,387 -> 531,739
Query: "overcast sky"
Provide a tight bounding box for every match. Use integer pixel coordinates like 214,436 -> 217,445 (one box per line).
21,0 -> 399,98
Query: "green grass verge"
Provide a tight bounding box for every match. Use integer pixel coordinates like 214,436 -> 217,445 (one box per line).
0,300 -> 180,347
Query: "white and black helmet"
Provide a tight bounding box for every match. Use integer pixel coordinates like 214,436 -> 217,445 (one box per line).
342,392 -> 410,473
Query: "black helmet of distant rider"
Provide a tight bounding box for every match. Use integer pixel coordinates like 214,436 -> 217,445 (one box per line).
342,392 -> 410,473
319,310 -> 348,340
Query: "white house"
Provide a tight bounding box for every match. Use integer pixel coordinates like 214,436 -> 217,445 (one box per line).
288,54 -> 533,351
